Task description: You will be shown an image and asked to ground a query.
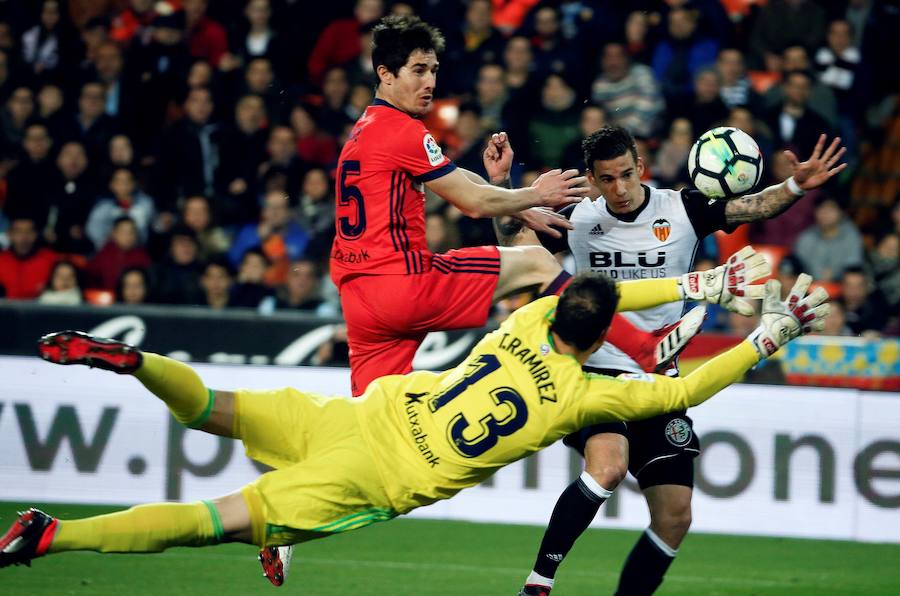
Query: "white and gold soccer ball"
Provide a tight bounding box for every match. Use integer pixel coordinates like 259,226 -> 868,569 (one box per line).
687,126 -> 763,200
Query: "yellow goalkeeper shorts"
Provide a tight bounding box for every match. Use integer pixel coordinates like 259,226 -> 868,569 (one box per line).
234,387 -> 397,547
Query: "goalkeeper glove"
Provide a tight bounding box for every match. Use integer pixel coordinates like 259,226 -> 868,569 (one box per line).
679,246 -> 771,316
747,274 -> 830,358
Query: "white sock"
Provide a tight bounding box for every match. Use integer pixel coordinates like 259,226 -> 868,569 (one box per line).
645,527 -> 678,558
578,471 -> 613,501
526,570 -> 554,588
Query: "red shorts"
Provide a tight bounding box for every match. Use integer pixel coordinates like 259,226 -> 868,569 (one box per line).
340,246 -> 501,396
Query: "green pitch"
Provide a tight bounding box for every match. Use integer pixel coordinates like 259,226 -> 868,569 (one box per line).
3,502 -> 899,595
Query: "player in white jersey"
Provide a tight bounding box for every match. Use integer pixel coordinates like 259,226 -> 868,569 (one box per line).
502,126 -> 846,595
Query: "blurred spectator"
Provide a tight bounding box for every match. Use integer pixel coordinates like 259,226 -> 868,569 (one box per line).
217,94 -> 268,224
276,257 -> 325,312
152,224 -> 205,304
654,117 -> 693,188
868,232 -> 900,313
79,16 -> 109,67
181,195 -> 230,257
651,7 -> 719,105
1,87 -> 35,156
67,81 -> 119,164
765,70 -> 832,159
296,168 -> 336,261
199,255 -> 234,309
45,141 -> 96,254
529,6 -> 580,82
342,23 -> 377,90
716,47 -> 763,112
155,87 -> 220,212
443,0 -> 505,95
229,190 -> 309,286
85,216 -> 152,290
37,259 -> 83,305
290,104 -> 337,169
591,42 -> 664,139
109,0 -> 156,46
93,42 -> 135,125
845,0 -> 874,45
675,67 -> 730,137
528,73 -> 581,170
257,125 -> 305,198
474,63 -> 508,132
4,123 -> 56,228
445,103 -> 486,171
560,103 -> 606,173
115,266 -> 151,305
0,216 -> 57,299
499,36 -> 540,151
318,66 -> 354,137
227,0 -> 287,79
793,196 -> 863,282
818,298 -> 852,336
312,324 -> 350,366
815,19 -> 860,119
840,266 -> 887,336
126,5 -> 192,151
183,0 -> 228,67
20,0 -> 83,85
36,83 -> 67,139
230,247 -> 274,309
307,0 -> 384,87
764,45 -> 838,127
86,167 -> 156,249
749,0 -> 826,71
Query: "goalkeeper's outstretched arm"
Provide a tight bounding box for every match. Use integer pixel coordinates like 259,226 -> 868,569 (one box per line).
585,274 -> 830,423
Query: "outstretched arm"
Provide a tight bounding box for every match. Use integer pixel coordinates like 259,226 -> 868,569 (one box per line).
725,134 -> 847,224
586,275 -> 830,422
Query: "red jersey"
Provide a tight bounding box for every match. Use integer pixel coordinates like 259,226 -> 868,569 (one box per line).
330,99 -> 456,287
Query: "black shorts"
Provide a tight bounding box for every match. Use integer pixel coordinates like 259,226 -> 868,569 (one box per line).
563,369 -> 701,490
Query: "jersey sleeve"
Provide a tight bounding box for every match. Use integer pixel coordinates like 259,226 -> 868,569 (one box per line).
391,120 -> 457,182
579,340 -> 760,423
680,189 -> 737,238
535,204 -> 575,254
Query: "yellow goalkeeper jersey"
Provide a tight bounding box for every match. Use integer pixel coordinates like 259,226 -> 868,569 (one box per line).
354,296 -> 759,515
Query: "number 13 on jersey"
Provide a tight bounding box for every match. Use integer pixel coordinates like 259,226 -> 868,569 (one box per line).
429,355 -> 529,458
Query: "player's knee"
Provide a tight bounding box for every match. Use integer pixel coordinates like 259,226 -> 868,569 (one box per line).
584,458 -> 627,489
652,499 -> 693,538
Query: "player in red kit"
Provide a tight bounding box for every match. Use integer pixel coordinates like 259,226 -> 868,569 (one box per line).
331,15 -> 702,397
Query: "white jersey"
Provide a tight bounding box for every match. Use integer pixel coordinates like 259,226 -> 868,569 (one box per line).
540,185 -> 731,374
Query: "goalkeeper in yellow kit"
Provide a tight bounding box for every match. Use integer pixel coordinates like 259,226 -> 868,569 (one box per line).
0,269 -> 828,582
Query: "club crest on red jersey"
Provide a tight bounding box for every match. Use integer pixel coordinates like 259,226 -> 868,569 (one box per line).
652,218 -> 671,242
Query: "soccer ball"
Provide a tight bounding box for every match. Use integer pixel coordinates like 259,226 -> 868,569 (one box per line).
687,127 -> 763,199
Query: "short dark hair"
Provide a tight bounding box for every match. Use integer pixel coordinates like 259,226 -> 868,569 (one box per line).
582,125 -> 638,172
551,272 -> 619,351
372,15 -> 445,79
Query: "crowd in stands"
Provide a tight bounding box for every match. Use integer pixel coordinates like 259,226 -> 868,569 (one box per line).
0,0 -> 898,339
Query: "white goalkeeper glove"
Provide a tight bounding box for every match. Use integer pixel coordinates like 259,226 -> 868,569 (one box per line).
747,274 -> 830,358
679,246 -> 771,316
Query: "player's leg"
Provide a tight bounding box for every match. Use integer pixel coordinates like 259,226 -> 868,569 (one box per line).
614,414 -> 699,595
0,492 -> 252,567
37,331 -> 236,436
520,426 -> 629,595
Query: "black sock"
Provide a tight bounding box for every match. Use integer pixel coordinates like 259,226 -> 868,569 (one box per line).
615,529 -> 676,595
532,472 -> 611,579
538,271 -> 572,298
